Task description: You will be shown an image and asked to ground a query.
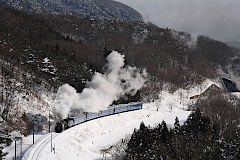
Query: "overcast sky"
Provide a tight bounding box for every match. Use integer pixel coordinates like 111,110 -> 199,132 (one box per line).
116,0 -> 240,42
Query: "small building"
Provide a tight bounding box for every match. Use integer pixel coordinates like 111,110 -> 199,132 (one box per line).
190,84 -> 223,100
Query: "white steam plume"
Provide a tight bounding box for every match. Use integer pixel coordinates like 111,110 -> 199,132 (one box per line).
228,65 -> 240,90
170,30 -> 198,49
54,51 -> 147,119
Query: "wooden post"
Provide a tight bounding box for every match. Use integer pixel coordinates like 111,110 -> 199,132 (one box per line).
51,132 -> 52,152
49,110 -> 51,133
20,137 -> 22,158
1,65 -> 4,115
15,140 -> 16,160
33,118 -> 35,144
1,65 -> 3,103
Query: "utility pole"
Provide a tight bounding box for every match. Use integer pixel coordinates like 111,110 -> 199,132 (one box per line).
20,129 -> 23,159
1,65 -> 3,100
51,132 -> 52,152
49,110 -> 51,133
54,143 -> 55,154
15,139 -> 16,160
20,137 -> 23,158
33,117 -> 35,144
1,65 -> 4,114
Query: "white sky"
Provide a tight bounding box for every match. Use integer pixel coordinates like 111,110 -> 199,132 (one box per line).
116,0 -> 240,42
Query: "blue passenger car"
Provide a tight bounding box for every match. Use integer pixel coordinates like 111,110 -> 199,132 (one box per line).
55,103 -> 143,133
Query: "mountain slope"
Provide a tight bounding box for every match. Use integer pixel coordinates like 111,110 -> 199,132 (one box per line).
226,41 -> 240,48
0,5 -> 237,100
0,4 -> 238,136
0,0 -> 143,21
1,5 -> 240,159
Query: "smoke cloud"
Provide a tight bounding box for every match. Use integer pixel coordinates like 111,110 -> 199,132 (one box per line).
228,65 -> 240,90
54,51 -> 147,119
170,30 -> 198,49
116,0 -> 240,42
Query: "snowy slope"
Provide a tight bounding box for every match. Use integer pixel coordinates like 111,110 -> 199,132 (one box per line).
0,0 -> 143,22
3,79 -> 221,160
0,59 -> 56,133
4,102 -> 190,160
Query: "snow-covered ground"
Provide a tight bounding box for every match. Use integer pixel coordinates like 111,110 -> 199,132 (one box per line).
3,79 -> 221,160
4,103 -> 190,160
3,101 -> 189,160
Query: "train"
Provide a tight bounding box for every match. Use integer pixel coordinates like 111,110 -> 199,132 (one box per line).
55,103 -> 143,133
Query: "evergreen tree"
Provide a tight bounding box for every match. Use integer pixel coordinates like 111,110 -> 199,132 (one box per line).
125,122 -> 152,160
139,121 -> 147,131
211,123 -> 220,141
174,117 -> 181,134
125,128 -> 139,159
124,109 -> 239,160
184,108 -> 211,137
160,120 -> 170,142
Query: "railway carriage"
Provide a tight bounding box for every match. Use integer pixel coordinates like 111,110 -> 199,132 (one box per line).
55,103 -> 142,133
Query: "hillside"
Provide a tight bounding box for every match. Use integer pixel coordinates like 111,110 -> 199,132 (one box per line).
45,14 -> 236,91
226,41 -> 240,49
4,79 -> 240,159
0,5 -> 240,159
0,0 -> 143,22
0,5 -> 238,120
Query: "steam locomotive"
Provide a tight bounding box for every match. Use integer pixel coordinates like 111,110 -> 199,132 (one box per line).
55,103 -> 143,133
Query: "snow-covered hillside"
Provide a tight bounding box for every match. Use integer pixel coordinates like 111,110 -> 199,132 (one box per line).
3,79 -> 222,160
0,0 -> 143,22
4,102 -> 190,160
0,58 -> 56,135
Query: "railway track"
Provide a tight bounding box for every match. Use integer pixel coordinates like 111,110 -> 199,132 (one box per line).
29,133 -> 58,160
26,103 -> 143,160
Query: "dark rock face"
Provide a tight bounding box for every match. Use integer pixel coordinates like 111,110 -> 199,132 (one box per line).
222,78 -> 239,92
0,0 -> 143,21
